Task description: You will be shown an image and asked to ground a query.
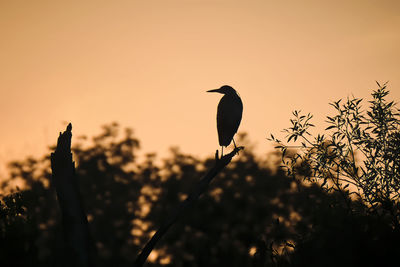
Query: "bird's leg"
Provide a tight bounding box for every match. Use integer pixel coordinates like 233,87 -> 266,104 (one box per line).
232,138 -> 240,154
221,146 -> 224,157
233,138 -> 237,149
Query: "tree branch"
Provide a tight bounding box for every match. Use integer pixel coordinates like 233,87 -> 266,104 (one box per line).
133,146 -> 244,267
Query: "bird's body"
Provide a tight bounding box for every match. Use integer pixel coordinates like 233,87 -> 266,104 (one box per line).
216,91 -> 243,146
207,85 -> 243,156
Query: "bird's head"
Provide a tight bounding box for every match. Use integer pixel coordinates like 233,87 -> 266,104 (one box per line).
207,85 -> 236,95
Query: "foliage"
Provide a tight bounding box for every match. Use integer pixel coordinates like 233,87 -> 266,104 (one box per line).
270,82 -> 400,227
1,121 -> 399,266
0,192 -> 37,266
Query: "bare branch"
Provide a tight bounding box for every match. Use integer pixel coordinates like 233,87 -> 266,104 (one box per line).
133,146 -> 244,267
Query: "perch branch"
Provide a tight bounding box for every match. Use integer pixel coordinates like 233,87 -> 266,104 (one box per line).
133,146 -> 244,267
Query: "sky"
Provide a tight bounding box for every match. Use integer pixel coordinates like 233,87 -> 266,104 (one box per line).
1,0 -> 400,173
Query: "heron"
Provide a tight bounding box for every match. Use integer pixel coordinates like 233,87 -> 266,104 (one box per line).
207,85 -> 243,156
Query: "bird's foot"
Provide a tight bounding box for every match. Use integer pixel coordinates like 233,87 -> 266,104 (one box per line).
233,146 -> 244,155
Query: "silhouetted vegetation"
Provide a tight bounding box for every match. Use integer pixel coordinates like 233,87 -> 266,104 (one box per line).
270,83 -> 400,266
1,84 -> 400,266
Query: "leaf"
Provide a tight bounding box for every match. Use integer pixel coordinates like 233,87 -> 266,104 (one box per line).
286,242 -> 295,248
326,116 -> 335,122
325,125 -> 336,130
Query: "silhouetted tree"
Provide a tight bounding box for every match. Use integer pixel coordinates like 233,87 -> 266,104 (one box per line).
270,82 -> 400,266
1,118 -> 398,266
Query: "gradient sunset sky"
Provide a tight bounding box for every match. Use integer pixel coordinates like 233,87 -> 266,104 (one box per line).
1,0 -> 400,171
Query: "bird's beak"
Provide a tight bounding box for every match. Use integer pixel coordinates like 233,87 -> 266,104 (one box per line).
207,89 -> 221,93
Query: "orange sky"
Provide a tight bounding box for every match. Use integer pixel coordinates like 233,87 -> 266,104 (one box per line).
1,0 -> 400,172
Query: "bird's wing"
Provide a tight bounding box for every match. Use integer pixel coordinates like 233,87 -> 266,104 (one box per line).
216,95 -> 243,146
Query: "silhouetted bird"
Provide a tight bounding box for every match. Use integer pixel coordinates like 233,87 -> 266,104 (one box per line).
207,85 -> 243,156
